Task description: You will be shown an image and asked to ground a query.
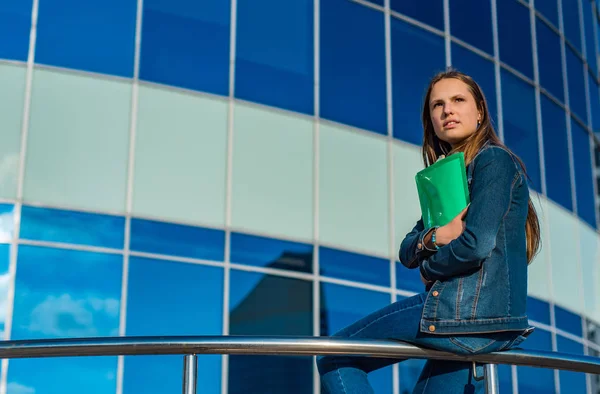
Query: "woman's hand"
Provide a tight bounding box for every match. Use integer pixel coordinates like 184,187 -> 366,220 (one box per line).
435,205 -> 469,246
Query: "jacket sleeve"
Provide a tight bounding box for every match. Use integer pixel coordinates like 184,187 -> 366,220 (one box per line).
398,218 -> 436,269
420,147 -> 522,282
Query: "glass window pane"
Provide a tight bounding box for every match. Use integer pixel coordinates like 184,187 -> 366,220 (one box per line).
320,283 -> 392,394
567,47 -> 588,121
501,70 -> 542,191
229,270 -> 313,394
584,0 -> 598,75
527,296 -> 551,326
498,0 -> 534,79
319,123 -> 389,256
319,247 -> 390,287
130,218 -> 225,261
554,305 -> 583,336
390,0 -> 444,31
396,261 -> 424,293
140,0 -> 230,96
541,94 -> 572,210
393,143 -> 423,259
0,204 -> 14,243
536,0 -> 559,27
20,206 -> 125,249
35,0 -> 136,77
133,85 -> 227,227
23,69 -> 131,213
450,0 -> 493,54
0,63 -> 26,200
391,18 -> 445,144
548,200 -> 585,314
232,103 -> 313,240
537,18 -> 565,102
588,72 -> 600,130
450,43 -> 498,126
562,0 -> 583,53
9,245 -> 122,394
587,319 -> 600,346
235,0 -> 313,114
556,336 -> 587,393
320,0 -> 386,135
571,118 -> 597,227
123,257 -> 222,394
0,0 -> 32,61
230,232 -> 313,274
580,225 -> 599,318
517,328 -> 556,393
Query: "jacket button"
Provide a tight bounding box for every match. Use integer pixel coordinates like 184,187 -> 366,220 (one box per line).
417,243 -> 422,249
432,291 -> 439,297
428,325 -> 436,332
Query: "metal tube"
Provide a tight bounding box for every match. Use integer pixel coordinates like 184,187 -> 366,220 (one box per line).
484,364 -> 499,394
0,336 -> 596,374
183,354 -> 197,394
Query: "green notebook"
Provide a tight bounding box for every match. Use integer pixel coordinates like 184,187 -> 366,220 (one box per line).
415,152 -> 470,228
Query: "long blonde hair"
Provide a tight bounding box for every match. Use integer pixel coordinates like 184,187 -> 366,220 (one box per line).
421,70 -> 541,263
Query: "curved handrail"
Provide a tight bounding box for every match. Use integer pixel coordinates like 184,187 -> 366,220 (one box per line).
0,335 -> 598,374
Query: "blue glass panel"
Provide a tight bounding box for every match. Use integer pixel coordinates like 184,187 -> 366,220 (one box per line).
498,364 -> 513,394
450,43 -> 498,127
567,47 -> 588,121
557,336 -> 587,393
527,296 -> 551,325
517,328 -> 556,393
20,205 -> 125,249
536,0 -> 559,27
320,0 -> 386,134
537,18 -> 565,102
501,70 -> 542,191
391,19 -> 445,144
235,0 -> 313,114
571,119 -> 597,228
450,0 -> 493,54
366,0 -> 384,5
230,232 -> 313,274
562,0 -> 582,53
229,269 -> 312,393
35,0 -> 136,77
589,73 -> 600,130
390,0 -> 444,31
130,218 -> 225,261
123,257 -> 222,394
0,204 -> 14,243
319,247 -> 390,287
140,0 -> 230,96
0,244 -> 10,358
396,261 -> 424,293
0,0 -> 32,61
554,305 -> 583,336
541,94 -> 573,210
584,0 -> 598,75
320,283 -> 392,394
9,245 -> 122,394
497,0 -> 534,79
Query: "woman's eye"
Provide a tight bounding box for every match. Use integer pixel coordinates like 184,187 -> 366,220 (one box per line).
433,103 -> 442,108
455,97 -> 464,102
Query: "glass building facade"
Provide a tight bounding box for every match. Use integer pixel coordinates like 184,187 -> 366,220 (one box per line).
0,0 -> 599,393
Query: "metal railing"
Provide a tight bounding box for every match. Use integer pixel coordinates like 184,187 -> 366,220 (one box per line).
0,335 -> 598,394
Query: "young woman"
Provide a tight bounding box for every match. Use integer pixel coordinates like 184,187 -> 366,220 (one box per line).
317,70 -> 541,394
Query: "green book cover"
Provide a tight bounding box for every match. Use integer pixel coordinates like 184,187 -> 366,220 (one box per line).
415,152 -> 471,228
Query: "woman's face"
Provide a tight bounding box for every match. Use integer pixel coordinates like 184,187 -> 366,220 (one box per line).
429,78 -> 482,148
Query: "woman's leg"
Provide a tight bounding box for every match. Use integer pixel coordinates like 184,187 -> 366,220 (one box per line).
318,293 -> 427,394
412,360 -> 484,394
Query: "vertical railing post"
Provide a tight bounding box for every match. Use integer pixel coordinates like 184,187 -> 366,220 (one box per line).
183,354 -> 198,394
483,363 -> 499,394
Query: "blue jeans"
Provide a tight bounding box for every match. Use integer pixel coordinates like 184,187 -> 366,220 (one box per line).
317,293 -> 528,394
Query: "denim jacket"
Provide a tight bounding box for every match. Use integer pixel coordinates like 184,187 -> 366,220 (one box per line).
399,145 -> 531,335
